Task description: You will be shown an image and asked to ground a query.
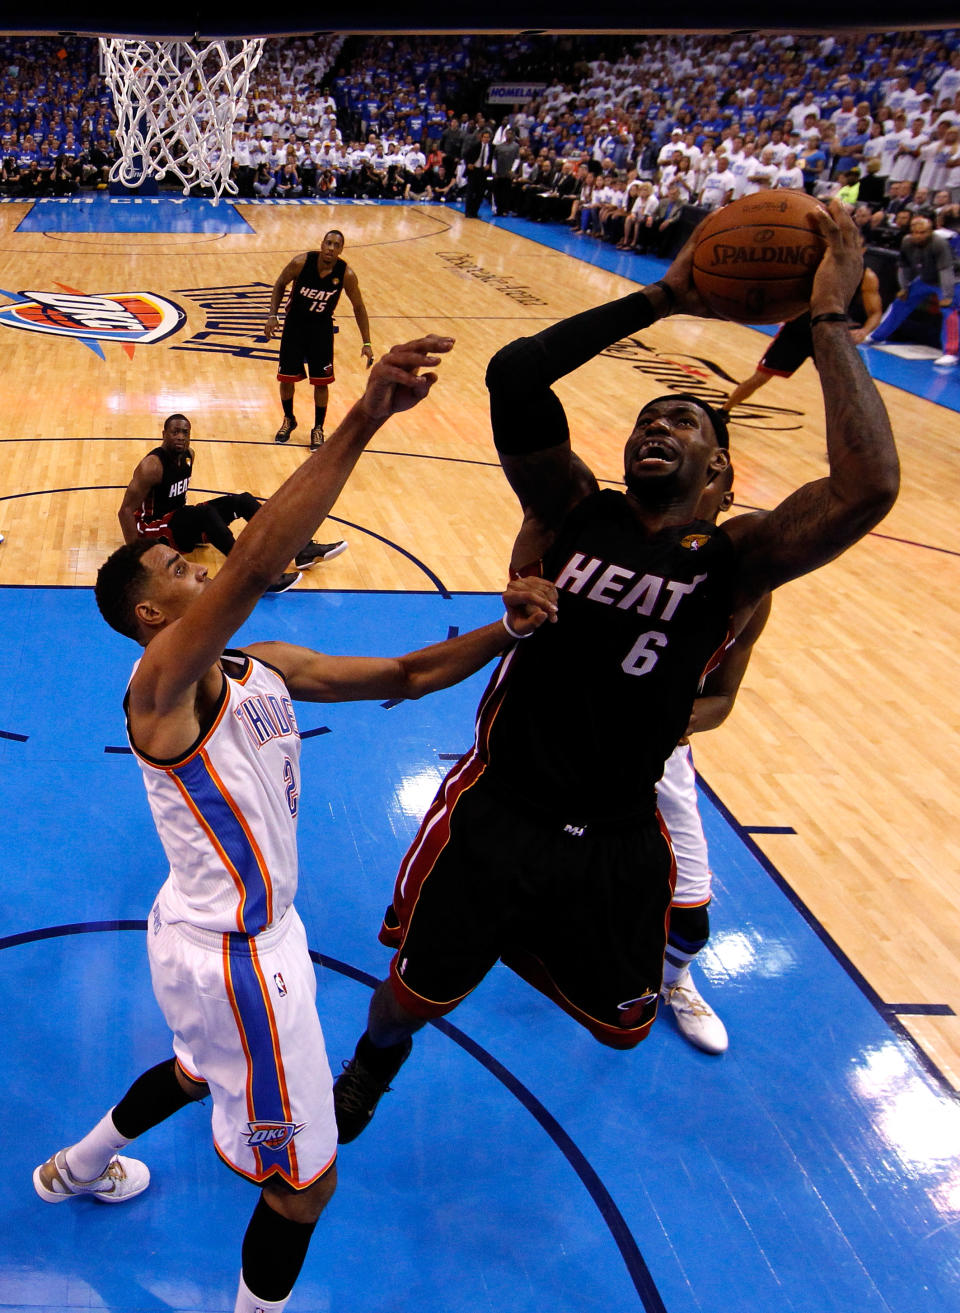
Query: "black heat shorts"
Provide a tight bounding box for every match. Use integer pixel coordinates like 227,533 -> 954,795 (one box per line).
381,765 -> 676,1048
277,317 -> 335,385
758,313 -> 814,377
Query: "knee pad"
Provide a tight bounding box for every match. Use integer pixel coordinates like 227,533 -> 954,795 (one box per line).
668,903 -> 710,954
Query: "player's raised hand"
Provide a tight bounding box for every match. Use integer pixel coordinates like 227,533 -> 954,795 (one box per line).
502,575 -> 558,637
658,217 -> 718,319
810,200 -> 863,317
360,335 -> 455,419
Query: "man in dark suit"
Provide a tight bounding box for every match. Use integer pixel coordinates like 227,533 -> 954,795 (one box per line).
492,128 -> 520,215
464,128 -> 493,217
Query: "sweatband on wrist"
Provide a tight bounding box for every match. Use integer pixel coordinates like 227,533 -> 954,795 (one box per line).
651,279 -> 677,311
502,614 -> 531,640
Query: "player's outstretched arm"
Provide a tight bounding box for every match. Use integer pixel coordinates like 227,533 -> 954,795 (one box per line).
244,576 -> 558,703
136,336 -> 454,712
723,202 -> 899,609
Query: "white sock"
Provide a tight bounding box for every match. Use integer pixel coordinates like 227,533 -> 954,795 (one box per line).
63,1108 -> 132,1182
234,1273 -> 291,1313
661,959 -> 693,990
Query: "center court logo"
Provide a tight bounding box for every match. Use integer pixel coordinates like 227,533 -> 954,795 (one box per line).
0,290 -> 186,343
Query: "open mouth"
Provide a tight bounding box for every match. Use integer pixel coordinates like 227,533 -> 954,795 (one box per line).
635,438 -> 680,466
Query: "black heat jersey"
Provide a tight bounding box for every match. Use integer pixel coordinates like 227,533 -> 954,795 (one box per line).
284,253 -> 346,332
137,446 -> 193,526
476,489 -> 738,823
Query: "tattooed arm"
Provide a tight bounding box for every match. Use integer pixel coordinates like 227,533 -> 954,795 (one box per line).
722,202 -> 900,615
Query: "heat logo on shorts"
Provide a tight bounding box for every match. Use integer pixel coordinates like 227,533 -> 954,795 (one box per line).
616,991 -> 659,1026
617,991 -> 658,1011
0,290 -> 186,343
244,1120 -> 305,1151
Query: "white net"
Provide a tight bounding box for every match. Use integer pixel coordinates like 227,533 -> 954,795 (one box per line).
99,38 -> 265,202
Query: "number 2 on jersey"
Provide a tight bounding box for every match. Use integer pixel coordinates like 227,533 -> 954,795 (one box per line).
283,756 -> 299,818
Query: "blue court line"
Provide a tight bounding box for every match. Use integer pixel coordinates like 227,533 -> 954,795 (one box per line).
888,1003 -> 955,1015
332,514 -> 450,596
697,776 -> 959,1089
0,919 -> 664,1313
0,729 -> 27,742
744,824 -> 797,834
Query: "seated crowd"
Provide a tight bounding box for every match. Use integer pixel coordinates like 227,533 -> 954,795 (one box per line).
0,27 -> 958,269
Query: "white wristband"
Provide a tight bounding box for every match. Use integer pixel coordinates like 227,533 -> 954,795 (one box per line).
502,613 -> 531,640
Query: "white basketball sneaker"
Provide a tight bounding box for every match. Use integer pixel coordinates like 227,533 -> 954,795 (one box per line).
660,968 -> 729,1054
33,1148 -> 150,1204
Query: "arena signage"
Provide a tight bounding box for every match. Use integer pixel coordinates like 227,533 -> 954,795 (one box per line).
436,251 -> 547,306
486,83 -> 547,104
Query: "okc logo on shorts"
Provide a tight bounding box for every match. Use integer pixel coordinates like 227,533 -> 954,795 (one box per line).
244,1120 -> 305,1151
0,290 -> 186,343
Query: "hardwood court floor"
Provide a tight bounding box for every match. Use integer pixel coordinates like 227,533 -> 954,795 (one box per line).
0,194 -> 958,1100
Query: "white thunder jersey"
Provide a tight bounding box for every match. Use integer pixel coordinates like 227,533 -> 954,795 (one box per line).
128,651 -> 301,935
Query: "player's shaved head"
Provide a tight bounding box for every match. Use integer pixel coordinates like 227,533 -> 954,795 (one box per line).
638,393 -> 730,449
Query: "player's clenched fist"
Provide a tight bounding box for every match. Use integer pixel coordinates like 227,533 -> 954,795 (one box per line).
502,576 -> 558,637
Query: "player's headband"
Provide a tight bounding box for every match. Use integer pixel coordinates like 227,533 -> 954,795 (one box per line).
638,393 -> 730,450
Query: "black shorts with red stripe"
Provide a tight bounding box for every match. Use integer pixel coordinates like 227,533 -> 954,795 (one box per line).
135,511 -> 177,547
380,759 -> 676,1049
277,318 -> 335,386
757,313 -> 814,378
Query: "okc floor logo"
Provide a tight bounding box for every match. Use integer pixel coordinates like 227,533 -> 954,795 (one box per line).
0,283 -> 185,360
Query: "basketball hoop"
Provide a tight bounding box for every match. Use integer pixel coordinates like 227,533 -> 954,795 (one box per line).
99,38 -> 264,203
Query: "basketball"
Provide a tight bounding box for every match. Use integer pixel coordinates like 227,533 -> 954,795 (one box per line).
691,192 -> 828,324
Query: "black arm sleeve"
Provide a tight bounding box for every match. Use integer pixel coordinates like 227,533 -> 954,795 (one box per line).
486,289 -> 659,455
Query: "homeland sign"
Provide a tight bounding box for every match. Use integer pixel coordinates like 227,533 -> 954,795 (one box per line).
486,83 -> 547,104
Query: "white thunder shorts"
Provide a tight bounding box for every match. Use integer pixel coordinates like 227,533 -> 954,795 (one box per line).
655,743 -> 713,908
147,896 -> 336,1188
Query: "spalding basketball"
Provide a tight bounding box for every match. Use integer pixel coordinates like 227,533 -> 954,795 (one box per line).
692,192 -> 828,324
